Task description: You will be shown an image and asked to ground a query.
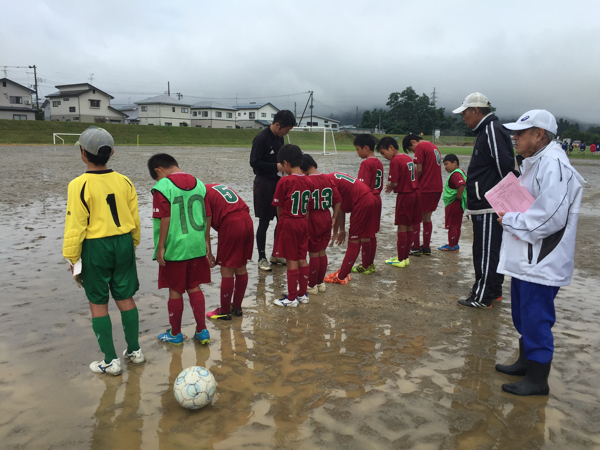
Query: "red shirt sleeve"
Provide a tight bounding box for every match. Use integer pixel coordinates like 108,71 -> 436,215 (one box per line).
414,145 -> 424,164
152,190 -> 170,218
388,157 -> 399,184
448,172 -> 466,189
204,192 -> 213,217
272,178 -> 285,207
331,182 -> 342,205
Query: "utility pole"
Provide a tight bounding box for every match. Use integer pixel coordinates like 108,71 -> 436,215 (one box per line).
431,87 -> 437,106
168,81 -> 170,97
294,102 -> 296,117
176,92 -> 182,100
356,107 -> 358,127
28,65 -> 39,109
309,91 -> 313,129
89,73 -> 94,84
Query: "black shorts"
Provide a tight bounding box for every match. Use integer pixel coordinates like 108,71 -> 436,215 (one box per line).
253,175 -> 279,220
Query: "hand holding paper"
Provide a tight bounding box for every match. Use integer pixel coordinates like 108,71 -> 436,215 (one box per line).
67,258 -> 84,288
485,172 -> 534,215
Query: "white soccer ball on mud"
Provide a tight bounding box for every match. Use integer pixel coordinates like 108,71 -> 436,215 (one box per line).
173,366 -> 217,410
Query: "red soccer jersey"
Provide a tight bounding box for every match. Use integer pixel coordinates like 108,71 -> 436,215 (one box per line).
152,173 -> 198,218
357,157 -> 384,196
413,141 -> 443,193
327,172 -> 372,213
204,183 -> 250,232
308,173 -> 342,211
272,174 -> 313,219
448,171 -> 466,190
388,154 -> 417,194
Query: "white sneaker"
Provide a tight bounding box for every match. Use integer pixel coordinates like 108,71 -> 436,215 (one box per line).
258,258 -> 272,271
270,255 -> 286,265
317,283 -> 326,292
273,295 -> 298,307
297,294 -> 309,304
123,348 -> 145,364
306,285 -> 319,295
90,357 -> 122,376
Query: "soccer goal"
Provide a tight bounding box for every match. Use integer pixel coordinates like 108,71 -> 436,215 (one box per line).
53,133 -> 81,145
287,126 -> 338,155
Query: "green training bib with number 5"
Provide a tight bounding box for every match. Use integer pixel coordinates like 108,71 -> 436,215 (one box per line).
152,177 -> 207,261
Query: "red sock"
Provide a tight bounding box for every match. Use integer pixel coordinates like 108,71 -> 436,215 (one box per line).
298,265 -> 309,296
338,241 -> 360,280
232,273 -> 248,310
220,277 -> 234,314
189,290 -> 206,332
397,232 -> 408,260
361,240 -> 372,268
423,221 -> 433,248
287,268 -> 299,300
309,256 -> 320,288
449,228 -> 461,247
167,297 -> 184,335
317,255 -> 328,284
412,223 -> 421,249
370,237 -> 377,266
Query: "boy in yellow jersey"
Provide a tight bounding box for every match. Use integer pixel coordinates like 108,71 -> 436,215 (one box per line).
63,127 -> 143,376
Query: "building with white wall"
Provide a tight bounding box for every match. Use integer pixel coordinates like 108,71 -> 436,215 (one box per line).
43,83 -> 126,123
295,114 -> 340,130
190,101 -> 236,128
135,95 -> 192,127
234,102 -> 279,129
0,78 -> 37,120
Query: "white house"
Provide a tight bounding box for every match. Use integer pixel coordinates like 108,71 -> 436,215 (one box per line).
135,95 -> 192,127
117,105 -> 140,125
0,78 -> 37,120
190,101 -> 236,128
43,83 -> 127,123
234,102 -> 279,129
295,114 -> 340,130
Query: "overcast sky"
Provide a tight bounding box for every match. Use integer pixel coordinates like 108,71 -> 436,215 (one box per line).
2,0 -> 599,126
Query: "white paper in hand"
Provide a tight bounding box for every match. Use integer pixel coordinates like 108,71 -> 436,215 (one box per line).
67,258 -> 84,288
485,172 -> 535,214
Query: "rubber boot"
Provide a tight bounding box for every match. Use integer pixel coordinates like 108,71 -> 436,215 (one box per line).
502,360 -> 551,396
495,338 -> 527,376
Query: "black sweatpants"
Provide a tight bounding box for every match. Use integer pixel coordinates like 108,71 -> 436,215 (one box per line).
471,213 -> 504,302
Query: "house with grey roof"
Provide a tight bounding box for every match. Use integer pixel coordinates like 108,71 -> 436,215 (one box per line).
190,101 -> 236,128
135,95 -> 192,126
0,78 -> 37,120
117,105 -> 140,125
296,114 -> 340,130
234,102 -> 279,129
43,83 -> 127,123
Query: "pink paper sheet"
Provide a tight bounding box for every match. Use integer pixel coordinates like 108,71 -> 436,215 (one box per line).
484,172 -> 534,214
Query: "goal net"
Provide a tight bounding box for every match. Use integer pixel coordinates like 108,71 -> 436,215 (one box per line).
286,126 -> 338,155
53,133 -> 81,145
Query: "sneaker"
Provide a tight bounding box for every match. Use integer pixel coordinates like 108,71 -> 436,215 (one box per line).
158,329 -> 183,344
438,244 -> 459,252
270,255 -> 286,265
390,259 -> 406,268
409,246 -> 422,256
457,296 -> 492,308
351,265 -> 368,273
385,256 -> 399,265
366,264 -> 376,274
469,291 -> 502,301
90,357 -> 122,376
232,308 -> 243,317
193,328 -> 210,344
324,271 -> 351,285
317,283 -> 326,292
421,247 -> 432,256
273,295 -> 298,307
206,307 -> 232,321
297,294 -> 309,304
306,285 -> 319,295
404,258 -> 409,266
123,348 -> 145,364
258,258 -> 272,271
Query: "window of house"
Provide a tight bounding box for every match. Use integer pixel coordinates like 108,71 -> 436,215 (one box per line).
271,114 -> 275,118
90,100 -> 100,108
181,108 -> 188,113
2,81 -> 6,87
69,107 -> 76,112
165,122 -> 172,126
202,111 -> 208,117
261,112 -> 266,117
66,119 -> 71,122
10,96 -> 23,104
180,122 -> 188,127
141,106 -> 147,112
325,124 -> 329,127
193,111 -> 197,116
227,112 -> 232,118
63,98 -> 69,101
226,126 -> 232,129
13,114 -> 27,120
238,113 -> 241,117
249,112 -> 255,119
172,107 -> 175,112
52,101 -> 61,107
92,90 -> 96,94
325,120 -> 329,124
332,124 -> 338,128
74,117 -> 79,120
215,111 -> 222,118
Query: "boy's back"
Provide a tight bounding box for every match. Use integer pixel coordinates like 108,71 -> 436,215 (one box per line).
357,157 -> 384,195
327,172 -> 371,213
273,174 -> 313,218
414,141 -> 443,193
204,183 -> 250,231
389,154 -> 418,193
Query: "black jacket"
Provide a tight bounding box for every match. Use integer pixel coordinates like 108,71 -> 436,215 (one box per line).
466,114 -> 515,214
249,126 -> 283,179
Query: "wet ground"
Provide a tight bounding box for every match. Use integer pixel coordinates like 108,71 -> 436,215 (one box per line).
0,145 -> 599,449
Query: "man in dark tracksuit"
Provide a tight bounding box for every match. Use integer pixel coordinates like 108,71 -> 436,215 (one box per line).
452,93 -> 515,308
249,110 -> 296,271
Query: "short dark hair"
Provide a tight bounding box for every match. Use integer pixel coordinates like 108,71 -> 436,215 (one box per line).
468,106 -> 491,116
301,153 -> 318,171
277,144 -> 303,167
376,136 -> 400,152
148,153 -> 179,180
353,134 -> 376,151
272,110 -> 296,127
402,134 -> 422,152
82,146 -> 112,166
443,154 -> 460,165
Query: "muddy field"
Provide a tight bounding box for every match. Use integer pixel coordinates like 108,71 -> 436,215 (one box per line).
1,145 -> 599,449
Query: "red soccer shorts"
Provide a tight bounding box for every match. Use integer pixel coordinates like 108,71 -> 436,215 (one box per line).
445,201 -> 464,229
349,194 -> 377,240
419,191 -> 442,213
216,211 -> 254,268
273,216 -> 309,261
395,192 -> 422,226
308,209 -> 332,253
158,256 -> 211,294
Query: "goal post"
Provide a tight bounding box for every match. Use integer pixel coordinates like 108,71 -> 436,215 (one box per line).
286,126 -> 338,155
53,133 -> 81,145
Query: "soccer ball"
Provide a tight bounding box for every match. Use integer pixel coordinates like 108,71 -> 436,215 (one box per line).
173,366 -> 217,410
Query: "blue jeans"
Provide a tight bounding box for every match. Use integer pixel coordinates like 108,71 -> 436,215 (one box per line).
511,277 -> 560,364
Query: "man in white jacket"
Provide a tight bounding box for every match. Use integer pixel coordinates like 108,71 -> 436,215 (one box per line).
496,110 -> 584,396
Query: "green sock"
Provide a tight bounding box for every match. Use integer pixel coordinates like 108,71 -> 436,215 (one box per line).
121,307 -> 140,354
91,315 -> 117,363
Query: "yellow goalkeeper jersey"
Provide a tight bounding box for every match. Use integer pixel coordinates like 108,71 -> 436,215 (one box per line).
63,170 -> 141,263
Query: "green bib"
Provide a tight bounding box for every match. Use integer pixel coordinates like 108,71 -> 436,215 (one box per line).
152,177 -> 207,261
442,168 -> 467,210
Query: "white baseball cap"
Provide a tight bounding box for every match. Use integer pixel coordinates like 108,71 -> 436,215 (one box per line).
76,126 -> 114,155
452,92 -> 490,114
503,110 -> 558,135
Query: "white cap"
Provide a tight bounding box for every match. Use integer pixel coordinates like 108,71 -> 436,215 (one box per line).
503,110 -> 558,135
452,92 -> 490,114
76,126 -> 114,155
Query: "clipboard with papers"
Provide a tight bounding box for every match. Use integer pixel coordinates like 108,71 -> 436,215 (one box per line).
484,172 -> 535,214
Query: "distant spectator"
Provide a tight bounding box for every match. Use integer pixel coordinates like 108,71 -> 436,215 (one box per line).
590,143 -> 597,155
580,142 -> 586,154
568,142 -> 573,155
561,141 -> 568,153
